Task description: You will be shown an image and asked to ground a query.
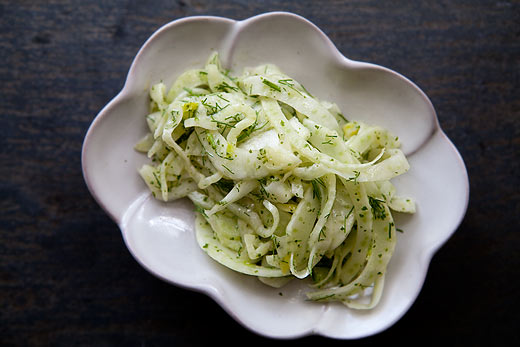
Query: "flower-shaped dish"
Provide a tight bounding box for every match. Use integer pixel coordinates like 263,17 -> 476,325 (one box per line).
81,12 -> 469,339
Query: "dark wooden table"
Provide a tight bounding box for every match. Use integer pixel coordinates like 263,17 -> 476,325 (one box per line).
1,1 -> 518,345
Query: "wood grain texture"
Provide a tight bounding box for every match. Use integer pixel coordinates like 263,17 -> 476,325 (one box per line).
1,0 -> 518,345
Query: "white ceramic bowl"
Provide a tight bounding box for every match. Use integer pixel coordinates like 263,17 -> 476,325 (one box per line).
81,12 -> 469,339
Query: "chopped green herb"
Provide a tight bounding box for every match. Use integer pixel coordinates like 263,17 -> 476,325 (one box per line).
368,196 -> 387,220
194,204 -> 208,218
262,79 -> 281,92
222,164 -> 234,174
236,112 -> 267,143
346,170 -> 360,184
216,81 -> 239,93
311,179 -> 323,201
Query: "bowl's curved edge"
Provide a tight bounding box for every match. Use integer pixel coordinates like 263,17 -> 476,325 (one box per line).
81,15 -> 238,223
81,11 -> 471,341
416,126 -> 470,262
81,89 -> 127,223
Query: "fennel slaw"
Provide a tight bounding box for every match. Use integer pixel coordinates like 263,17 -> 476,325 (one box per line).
135,52 -> 415,309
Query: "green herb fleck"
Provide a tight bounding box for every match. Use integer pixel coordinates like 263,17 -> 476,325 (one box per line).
222,164 -> 235,174
262,79 -> 281,92
194,204 -> 208,218
215,81 -> 239,93
346,170 -> 360,184
311,178 -> 324,201
368,196 -> 387,220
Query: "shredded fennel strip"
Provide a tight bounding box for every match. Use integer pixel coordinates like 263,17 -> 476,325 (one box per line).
135,52 -> 416,310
